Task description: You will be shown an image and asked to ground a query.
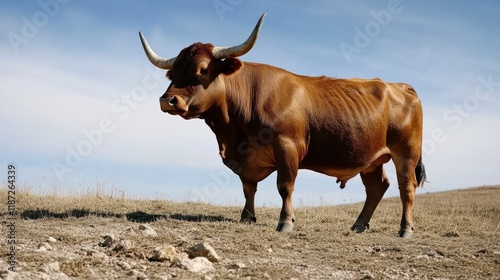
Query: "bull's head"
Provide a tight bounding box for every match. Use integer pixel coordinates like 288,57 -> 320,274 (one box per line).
139,14 -> 266,119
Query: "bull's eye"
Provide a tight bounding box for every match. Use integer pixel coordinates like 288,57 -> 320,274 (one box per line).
200,68 -> 208,75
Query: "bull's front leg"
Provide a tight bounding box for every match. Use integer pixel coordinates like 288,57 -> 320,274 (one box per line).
273,137 -> 299,232
240,178 -> 257,223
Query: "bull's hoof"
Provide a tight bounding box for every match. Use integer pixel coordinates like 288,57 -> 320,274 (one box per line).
240,209 -> 257,224
276,222 -> 294,232
398,228 -> 413,238
240,216 -> 257,224
351,223 -> 369,233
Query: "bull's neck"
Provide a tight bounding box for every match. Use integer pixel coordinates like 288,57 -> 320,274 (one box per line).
208,64 -> 258,125
225,64 -> 257,125
203,64 -> 260,162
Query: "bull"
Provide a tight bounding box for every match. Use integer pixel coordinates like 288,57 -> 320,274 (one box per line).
139,13 -> 426,237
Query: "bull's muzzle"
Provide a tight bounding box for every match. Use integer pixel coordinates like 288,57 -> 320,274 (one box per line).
159,95 -> 188,113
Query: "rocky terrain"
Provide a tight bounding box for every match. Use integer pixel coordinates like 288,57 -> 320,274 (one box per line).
1,186 -> 499,279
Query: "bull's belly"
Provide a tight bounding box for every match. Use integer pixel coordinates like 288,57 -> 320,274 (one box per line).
222,143 -> 391,184
300,147 -> 392,180
302,165 -> 362,179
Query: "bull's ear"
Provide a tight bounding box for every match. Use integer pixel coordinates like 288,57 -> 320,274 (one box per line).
166,70 -> 174,80
220,58 -> 242,75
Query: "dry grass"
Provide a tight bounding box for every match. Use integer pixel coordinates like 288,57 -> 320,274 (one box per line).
1,185 -> 499,279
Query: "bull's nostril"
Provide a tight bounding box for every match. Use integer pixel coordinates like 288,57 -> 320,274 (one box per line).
168,96 -> 178,106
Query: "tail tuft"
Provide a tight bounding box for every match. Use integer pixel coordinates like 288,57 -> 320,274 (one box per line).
415,157 -> 427,187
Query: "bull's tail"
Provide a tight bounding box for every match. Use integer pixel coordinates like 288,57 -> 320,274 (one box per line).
415,156 -> 427,187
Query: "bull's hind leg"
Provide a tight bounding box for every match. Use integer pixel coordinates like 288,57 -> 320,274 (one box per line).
392,151 -> 420,238
352,165 -> 390,233
240,179 -> 257,223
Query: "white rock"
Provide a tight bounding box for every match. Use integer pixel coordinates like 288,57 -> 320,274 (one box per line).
175,257 -> 215,273
37,242 -> 53,251
116,260 -> 132,270
113,240 -> 133,251
49,272 -> 70,280
128,269 -> 148,279
47,236 -> 57,243
0,270 -> 15,280
416,254 -> 430,260
187,243 -> 221,263
139,224 -> 158,237
128,261 -> 145,270
425,250 -> 438,257
149,244 -> 177,263
87,250 -> 108,260
43,261 -> 60,273
233,262 -> 246,269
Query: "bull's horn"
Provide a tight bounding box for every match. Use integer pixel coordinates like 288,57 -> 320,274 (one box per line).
212,13 -> 266,59
139,32 -> 177,69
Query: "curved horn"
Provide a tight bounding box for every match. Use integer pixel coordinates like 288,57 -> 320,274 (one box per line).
212,13 -> 266,59
139,32 -> 177,69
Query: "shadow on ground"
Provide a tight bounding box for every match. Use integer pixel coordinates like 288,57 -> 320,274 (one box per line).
13,209 -> 236,223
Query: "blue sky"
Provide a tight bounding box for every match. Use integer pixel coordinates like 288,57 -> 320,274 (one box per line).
1,1 -> 499,206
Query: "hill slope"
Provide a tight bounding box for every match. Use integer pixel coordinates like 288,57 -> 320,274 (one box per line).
1,186 -> 499,279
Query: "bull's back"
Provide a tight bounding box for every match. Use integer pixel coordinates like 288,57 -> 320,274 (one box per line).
299,77 -> 419,174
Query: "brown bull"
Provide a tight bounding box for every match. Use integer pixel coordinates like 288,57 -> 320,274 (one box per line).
139,13 -> 426,237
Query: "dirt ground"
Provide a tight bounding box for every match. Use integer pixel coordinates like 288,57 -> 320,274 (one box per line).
1,186 -> 499,279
